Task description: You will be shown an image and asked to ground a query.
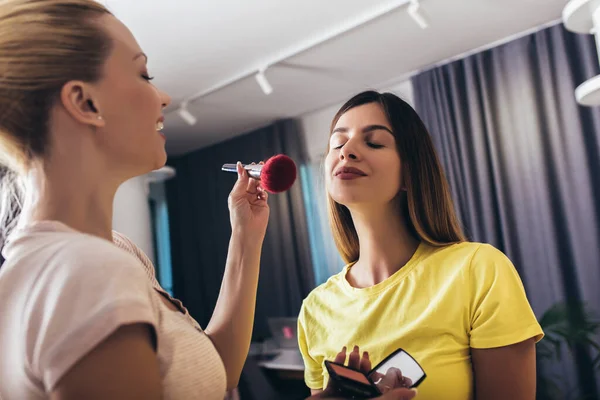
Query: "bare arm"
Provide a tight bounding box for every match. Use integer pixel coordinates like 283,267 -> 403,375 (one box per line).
204,164 -> 269,390
51,323 -> 161,400
204,232 -> 263,389
471,338 -> 537,400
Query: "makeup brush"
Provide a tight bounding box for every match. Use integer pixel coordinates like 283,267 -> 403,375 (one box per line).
221,154 -> 297,193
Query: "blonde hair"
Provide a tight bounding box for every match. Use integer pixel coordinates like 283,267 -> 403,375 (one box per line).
0,0 -> 112,246
326,91 -> 466,264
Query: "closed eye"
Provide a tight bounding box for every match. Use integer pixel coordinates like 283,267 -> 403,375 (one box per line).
141,74 -> 154,81
367,142 -> 384,149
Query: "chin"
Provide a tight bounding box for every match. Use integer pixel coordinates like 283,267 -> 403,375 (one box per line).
152,147 -> 168,169
156,153 -> 167,169
135,153 -> 166,177
330,186 -> 397,208
329,190 -> 368,207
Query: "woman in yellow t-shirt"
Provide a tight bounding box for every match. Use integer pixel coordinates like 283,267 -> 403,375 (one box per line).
298,91 -> 544,400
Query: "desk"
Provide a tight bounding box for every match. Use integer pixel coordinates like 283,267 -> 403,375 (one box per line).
250,351 -> 308,398
257,356 -> 304,381
258,363 -> 309,399
257,354 -> 304,372
250,342 -> 304,373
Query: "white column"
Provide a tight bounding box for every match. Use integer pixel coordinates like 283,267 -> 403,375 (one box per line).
112,175 -> 155,264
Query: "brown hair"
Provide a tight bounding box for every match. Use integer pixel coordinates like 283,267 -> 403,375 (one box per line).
326,90 -> 466,263
0,0 -> 113,245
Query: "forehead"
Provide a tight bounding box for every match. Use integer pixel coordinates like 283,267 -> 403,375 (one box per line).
334,102 -> 390,131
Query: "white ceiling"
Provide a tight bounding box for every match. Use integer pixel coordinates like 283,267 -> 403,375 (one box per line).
104,0 -> 567,155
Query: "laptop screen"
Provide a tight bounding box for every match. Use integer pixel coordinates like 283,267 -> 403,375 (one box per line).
267,317 -> 299,349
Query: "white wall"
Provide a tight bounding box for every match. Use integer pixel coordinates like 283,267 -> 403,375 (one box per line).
112,175 -> 155,264
299,81 -> 414,161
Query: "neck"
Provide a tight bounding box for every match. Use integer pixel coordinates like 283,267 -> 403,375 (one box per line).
19,157 -> 121,242
348,199 -> 420,287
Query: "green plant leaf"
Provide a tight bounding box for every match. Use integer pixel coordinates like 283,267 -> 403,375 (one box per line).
537,374 -> 564,400
537,301 -> 600,398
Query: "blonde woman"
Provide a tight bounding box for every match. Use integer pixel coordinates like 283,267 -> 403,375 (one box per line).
0,1 -> 269,399
298,91 -> 544,400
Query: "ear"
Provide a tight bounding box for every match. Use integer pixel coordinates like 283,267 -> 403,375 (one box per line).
399,177 -> 407,192
400,164 -> 408,191
59,81 -> 106,129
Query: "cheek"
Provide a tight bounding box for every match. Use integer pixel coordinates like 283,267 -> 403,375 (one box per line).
115,86 -> 159,143
109,79 -> 154,112
126,85 -> 156,117
324,152 -> 336,183
103,85 -> 159,150
377,155 -> 402,186
324,152 -> 334,168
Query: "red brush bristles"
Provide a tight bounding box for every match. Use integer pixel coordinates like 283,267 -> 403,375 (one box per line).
261,154 -> 297,193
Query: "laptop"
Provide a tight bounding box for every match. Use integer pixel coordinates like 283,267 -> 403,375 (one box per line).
258,317 -> 304,370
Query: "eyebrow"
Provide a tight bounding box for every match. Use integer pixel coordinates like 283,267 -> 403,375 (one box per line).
332,124 -> 393,135
133,52 -> 148,62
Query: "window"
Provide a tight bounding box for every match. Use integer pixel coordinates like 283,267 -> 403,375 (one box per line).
300,159 -> 345,286
149,181 -> 174,296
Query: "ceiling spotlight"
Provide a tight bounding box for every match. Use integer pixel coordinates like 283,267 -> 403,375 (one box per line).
408,0 -> 429,29
177,103 -> 197,126
255,68 -> 273,95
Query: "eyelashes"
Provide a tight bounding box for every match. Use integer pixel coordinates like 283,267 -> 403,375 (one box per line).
332,142 -> 384,150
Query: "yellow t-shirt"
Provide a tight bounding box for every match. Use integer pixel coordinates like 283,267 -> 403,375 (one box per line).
297,242 -> 544,400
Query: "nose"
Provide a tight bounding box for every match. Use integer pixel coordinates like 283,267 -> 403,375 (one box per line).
339,139 -> 359,161
160,89 -> 172,109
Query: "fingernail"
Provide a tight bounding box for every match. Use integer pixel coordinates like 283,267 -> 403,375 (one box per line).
363,351 -> 369,358
342,346 -> 347,353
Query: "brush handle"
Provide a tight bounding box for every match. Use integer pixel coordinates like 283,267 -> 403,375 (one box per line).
221,163 -> 262,179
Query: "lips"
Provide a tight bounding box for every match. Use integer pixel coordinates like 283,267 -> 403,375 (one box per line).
334,166 -> 367,180
335,166 -> 367,176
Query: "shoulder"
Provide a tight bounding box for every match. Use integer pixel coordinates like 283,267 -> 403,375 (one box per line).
55,232 -> 144,271
304,267 -> 348,302
18,231 -> 149,293
424,241 -> 510,267
470,242 -> 511,262
453,242 -> 516,271
416,242 -> 517,287
112,230 -> 143,259
432,242 -> 524,291
428,241 -> 487,256
300,267 -> 348,317
22,232 -> 156,323
111,230 -> 155,274
15,233 -> 160,392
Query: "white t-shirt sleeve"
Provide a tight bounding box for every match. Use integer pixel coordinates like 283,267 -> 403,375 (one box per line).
24,237 -> 159,392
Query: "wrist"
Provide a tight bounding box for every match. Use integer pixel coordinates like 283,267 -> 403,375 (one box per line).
230,227 -> 266,245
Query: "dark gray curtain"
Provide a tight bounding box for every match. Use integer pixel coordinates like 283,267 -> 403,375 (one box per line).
412,24 -> 600,398
166,119 -> 314,340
